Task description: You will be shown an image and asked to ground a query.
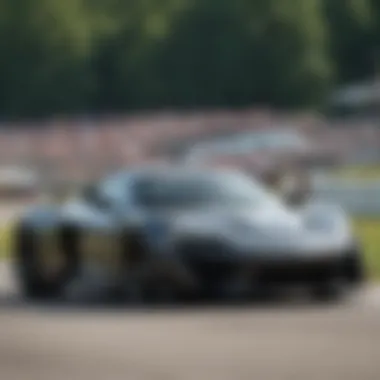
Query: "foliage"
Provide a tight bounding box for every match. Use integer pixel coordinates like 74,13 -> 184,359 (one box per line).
354,218 -> 380,280
330,165 -> 380,180
0,0 -> 379,117
322,0 -> 375,84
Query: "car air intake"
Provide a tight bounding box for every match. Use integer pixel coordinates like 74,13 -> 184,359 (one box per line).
175,238 -> 237,286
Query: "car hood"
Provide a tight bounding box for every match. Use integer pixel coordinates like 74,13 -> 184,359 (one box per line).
169,200 -> 352,254
171,200 -> 301,235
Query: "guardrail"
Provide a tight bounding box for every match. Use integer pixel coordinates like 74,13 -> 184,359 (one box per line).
311,175 -> 380,217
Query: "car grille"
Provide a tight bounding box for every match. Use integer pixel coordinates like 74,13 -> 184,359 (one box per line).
255,260 -> 341,284
176,239 -> 342,285
175,239 -> 237,284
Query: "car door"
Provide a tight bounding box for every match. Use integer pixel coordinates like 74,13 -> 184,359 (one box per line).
78,174 -> 134,279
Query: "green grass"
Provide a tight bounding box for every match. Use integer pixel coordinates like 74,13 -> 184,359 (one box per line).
353,218 -> 380,280
0,218 -> 379,280
0,222 -> 13,259
330,165 -> 380,180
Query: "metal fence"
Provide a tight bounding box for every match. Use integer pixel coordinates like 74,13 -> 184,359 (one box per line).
312,175 -> 380,217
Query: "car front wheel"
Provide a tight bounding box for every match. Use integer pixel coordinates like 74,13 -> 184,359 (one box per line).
343,242 -> 366,286
14,224 -> 76,300
310,242 -> 365,303
14,224 -> 62,299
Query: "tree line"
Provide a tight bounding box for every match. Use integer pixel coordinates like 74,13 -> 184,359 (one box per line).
0,0 -> 379,119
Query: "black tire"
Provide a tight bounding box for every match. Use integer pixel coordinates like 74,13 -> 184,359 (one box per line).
59,224 -> 81,282
310,241 -> 365,303
344,242 -> 365,286
122,230 -> 182,304
121,229 -> 151,303
122,229 -> 149,268
142,276 -> 179,305
310,279 -> 348,303
14,224 -> 63,299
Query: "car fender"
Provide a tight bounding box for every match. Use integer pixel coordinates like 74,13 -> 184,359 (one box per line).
60,199 -> 117,231
20,204 -> 62,231
302,200 -> 354,245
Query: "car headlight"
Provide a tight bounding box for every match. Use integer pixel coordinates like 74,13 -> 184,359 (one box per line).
305,216 -> 331,231
305,212 -> 351,236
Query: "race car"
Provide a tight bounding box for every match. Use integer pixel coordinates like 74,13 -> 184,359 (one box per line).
13,164 -> 365,303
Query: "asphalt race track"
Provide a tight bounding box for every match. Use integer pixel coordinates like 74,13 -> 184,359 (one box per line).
0,202 -> 380,380
0,262 -> 380,380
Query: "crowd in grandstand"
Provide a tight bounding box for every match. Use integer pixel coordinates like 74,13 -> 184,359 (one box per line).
0,109 -> 379,183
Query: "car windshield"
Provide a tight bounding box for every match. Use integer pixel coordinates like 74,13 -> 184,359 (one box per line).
133,170 -> 274,210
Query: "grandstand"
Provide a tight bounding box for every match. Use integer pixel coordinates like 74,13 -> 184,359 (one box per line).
0,109 -> 378,187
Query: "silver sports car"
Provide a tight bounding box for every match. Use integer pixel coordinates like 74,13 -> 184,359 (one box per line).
13,164 -> 364,302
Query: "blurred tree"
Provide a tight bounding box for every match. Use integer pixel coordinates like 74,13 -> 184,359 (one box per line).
322,0 -> 374,83
0,0 -> 96,118
248,0 -> 331,107
150,0 -> 331,108
90,0 -> 188,111
370,0 -> 380,76
0,0 -> 368,117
